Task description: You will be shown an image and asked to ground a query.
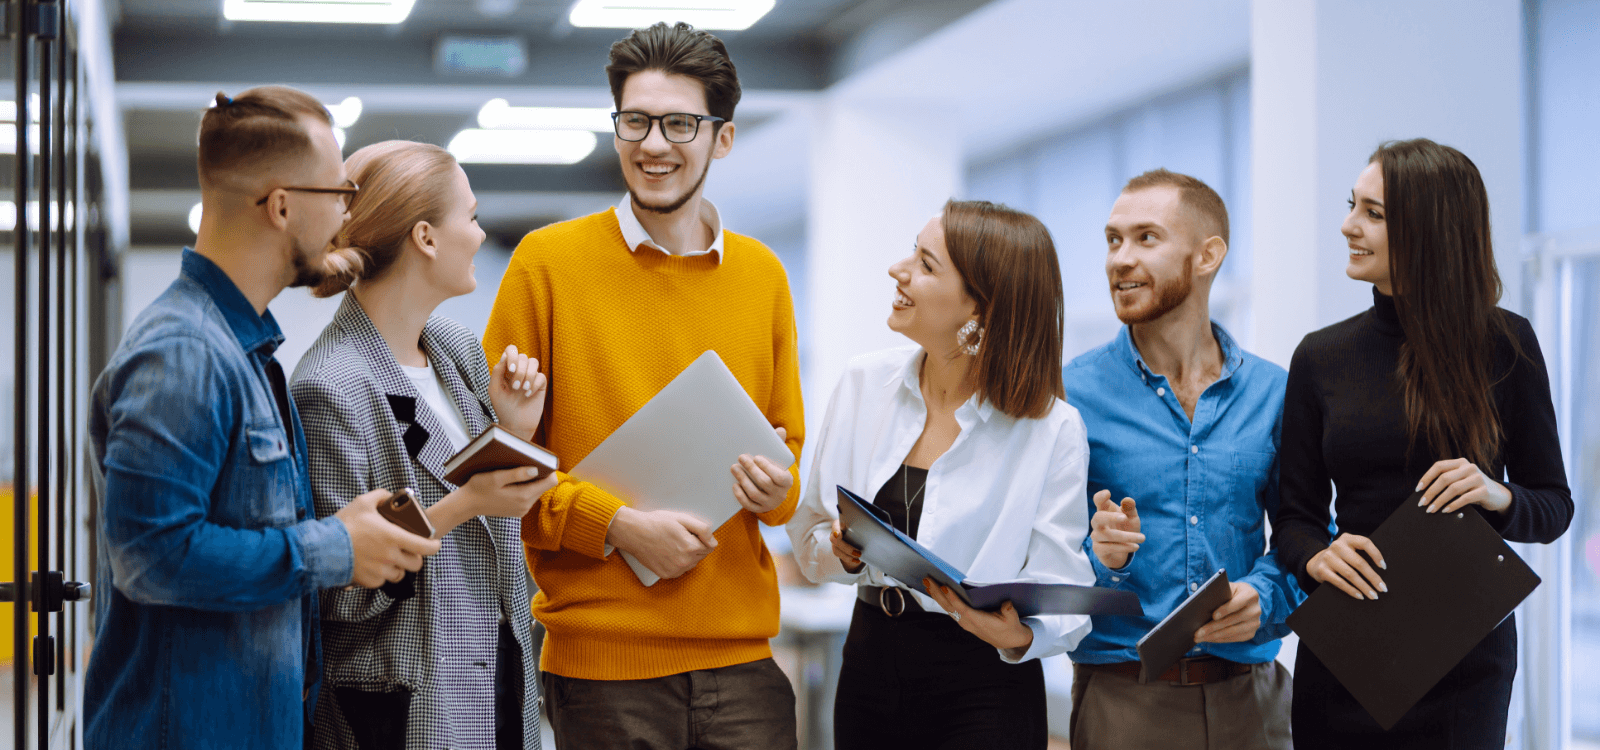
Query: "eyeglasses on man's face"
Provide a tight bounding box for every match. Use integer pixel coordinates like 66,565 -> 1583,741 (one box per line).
254,180 -> 360,210
611,111 -> 726,144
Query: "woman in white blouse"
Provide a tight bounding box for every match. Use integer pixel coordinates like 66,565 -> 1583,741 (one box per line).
788,199 -> 1094,750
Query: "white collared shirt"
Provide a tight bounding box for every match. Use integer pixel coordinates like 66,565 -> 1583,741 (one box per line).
788,345 -> 1095,663
613,192 -> 725,263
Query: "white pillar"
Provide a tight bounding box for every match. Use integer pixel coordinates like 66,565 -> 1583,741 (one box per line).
1249,0 -> 1525,368
804,98 -> 963,445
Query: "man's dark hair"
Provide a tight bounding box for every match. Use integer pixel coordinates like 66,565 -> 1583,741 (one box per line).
1122,168 -> 1229,244
197,85 -> 331,189
606,22 -> 741,123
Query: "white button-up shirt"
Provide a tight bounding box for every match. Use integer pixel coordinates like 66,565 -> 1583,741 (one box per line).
788,345 -> 1095,663
613,192 -> 725,262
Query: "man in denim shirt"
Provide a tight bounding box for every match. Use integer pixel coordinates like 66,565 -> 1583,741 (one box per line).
1064,170 -> 1299,750
85,86 -> 440,749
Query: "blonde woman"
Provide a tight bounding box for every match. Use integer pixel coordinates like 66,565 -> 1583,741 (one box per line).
291,140 -> 555,750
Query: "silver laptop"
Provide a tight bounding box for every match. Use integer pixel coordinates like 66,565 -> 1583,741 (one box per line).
569,350 -> 793,586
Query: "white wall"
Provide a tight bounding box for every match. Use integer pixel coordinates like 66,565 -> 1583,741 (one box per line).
1250,0 -> 1526,368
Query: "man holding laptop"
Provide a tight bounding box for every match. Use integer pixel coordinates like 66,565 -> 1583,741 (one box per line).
482,21 -> 804,750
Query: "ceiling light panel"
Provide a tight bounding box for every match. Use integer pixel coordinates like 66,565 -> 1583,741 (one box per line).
447,129 -> 598,165
477,99 -> 613,132
222,0 -> 418,25
567,0 -> 776,31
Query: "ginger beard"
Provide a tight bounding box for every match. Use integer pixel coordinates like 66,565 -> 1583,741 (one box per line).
1111,254 -> 1194,325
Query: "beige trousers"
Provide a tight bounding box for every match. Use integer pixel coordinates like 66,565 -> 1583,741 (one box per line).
1069,661 -> 1293,750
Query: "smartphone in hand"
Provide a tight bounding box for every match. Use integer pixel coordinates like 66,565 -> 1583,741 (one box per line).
376,488 -> 436,539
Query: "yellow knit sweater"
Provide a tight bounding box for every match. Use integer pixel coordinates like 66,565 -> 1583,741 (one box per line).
482,208 -> 804,681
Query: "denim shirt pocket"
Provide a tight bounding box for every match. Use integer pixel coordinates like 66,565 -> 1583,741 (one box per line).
240,421 -> 297,526
1226,451 -> 1276,533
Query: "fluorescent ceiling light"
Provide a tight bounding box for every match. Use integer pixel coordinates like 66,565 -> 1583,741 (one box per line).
477,99 -> 613,132
0,125 -> 43,155
333,127 -> 348,150
328,97 -> 363,128
222,0 -> 418,25
0,201 -> 74,233
0,95 -> 44,122
447,129 -> 597,165
189,203 -> 204,235
568,0 -> 776,31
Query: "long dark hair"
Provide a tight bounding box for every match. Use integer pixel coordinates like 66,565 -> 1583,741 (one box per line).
941,199 -> 1065,420
1374,138 -> 1519,467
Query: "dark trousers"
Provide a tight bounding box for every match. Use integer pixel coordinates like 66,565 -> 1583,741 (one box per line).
541,657 -> 798,750
337,622 -> 524,750
833,599 -> 1048,750
1293,615 -> 1517,749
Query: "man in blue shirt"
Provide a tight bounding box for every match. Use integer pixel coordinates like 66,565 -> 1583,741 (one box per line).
85,85 -> 441,749
1064,169 -> 1298,749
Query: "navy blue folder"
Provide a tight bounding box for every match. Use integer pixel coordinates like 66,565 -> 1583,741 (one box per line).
836,485 -> 1142,617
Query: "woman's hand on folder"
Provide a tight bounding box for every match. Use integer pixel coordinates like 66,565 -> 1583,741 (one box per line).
830,519 -> 864,573
606,507 -> 718,579
924,578 -> 1034,652
731,427 -> 792,514
1416,458 -> 1512,515
1089,490 -> 1144,570
489,345 -> 547,442
1307,534 -> 1388,600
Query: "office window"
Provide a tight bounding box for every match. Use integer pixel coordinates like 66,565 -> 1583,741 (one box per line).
967,68 -> 1251,361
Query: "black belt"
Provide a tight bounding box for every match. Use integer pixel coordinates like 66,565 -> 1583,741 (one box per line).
858,585 -> 924,617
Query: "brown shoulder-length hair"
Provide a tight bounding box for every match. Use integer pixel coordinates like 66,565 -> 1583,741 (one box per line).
1374,138 -> 1520,468
941,199 -> 1065,420
313,140 -> 461,297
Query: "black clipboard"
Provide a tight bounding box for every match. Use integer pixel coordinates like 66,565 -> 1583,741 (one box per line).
836,486 -> 1142,617
1285,493 -> 1541,730
1135,568 -> 1231,683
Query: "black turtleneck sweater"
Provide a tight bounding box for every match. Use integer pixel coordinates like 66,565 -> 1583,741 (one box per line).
1275,286 -> 1572,593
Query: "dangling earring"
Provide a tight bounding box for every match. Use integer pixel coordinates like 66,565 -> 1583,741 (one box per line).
957,320 -> 984,356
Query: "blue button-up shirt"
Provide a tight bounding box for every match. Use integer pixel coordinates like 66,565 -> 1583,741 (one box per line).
1065,323 -> 1301,665
86,249 -> 353,749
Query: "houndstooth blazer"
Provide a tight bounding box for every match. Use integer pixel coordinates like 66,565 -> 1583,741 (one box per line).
291,293 -> 541,750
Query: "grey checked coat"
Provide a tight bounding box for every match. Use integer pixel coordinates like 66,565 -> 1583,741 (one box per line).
291,294 -> 541,750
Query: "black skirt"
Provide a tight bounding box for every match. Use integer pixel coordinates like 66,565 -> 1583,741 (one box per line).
1292,614 -> 1517,749
833,598 -> 1047,750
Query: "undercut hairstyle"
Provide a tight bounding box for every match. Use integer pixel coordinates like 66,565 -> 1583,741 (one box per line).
1372,138 -> 1520,469
313,140 -> 461,298
1122,168 -> 1230,245
606,21 -> 741,123
941,200 -> 1065,421
197,85 -> 332,189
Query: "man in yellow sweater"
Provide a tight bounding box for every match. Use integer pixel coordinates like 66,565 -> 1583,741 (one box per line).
483,21 -> 804,750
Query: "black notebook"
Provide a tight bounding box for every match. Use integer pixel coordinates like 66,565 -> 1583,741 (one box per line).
1286,493 -> 1541,730
835,486 -> 1142,617
1135,568 -> 1232,683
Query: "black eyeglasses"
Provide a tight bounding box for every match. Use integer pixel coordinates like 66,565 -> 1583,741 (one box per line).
611,111 -> 726,144
255,180 -> 360,209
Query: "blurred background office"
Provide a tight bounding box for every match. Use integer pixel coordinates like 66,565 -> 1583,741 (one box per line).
0,0 -> 1596,748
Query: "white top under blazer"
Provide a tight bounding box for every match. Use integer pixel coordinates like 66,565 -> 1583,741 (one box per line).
788,345 -> 1096,663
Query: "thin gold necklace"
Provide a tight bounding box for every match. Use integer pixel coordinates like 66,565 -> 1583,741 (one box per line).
902,464 -> 926,536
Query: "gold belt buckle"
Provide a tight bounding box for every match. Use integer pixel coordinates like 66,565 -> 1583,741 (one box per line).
879,587 -> 906,617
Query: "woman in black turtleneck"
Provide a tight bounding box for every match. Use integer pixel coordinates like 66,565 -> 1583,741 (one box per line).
1275,138 -> 1572,749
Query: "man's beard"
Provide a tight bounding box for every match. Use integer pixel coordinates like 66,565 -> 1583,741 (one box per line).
286,236 -> 332,289
631,155 -> 712,216
1112,256 -> 1193,325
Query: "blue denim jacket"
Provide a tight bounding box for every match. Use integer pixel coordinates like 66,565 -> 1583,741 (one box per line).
1065,324 -> 1303,666
85,249 -> 353,749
